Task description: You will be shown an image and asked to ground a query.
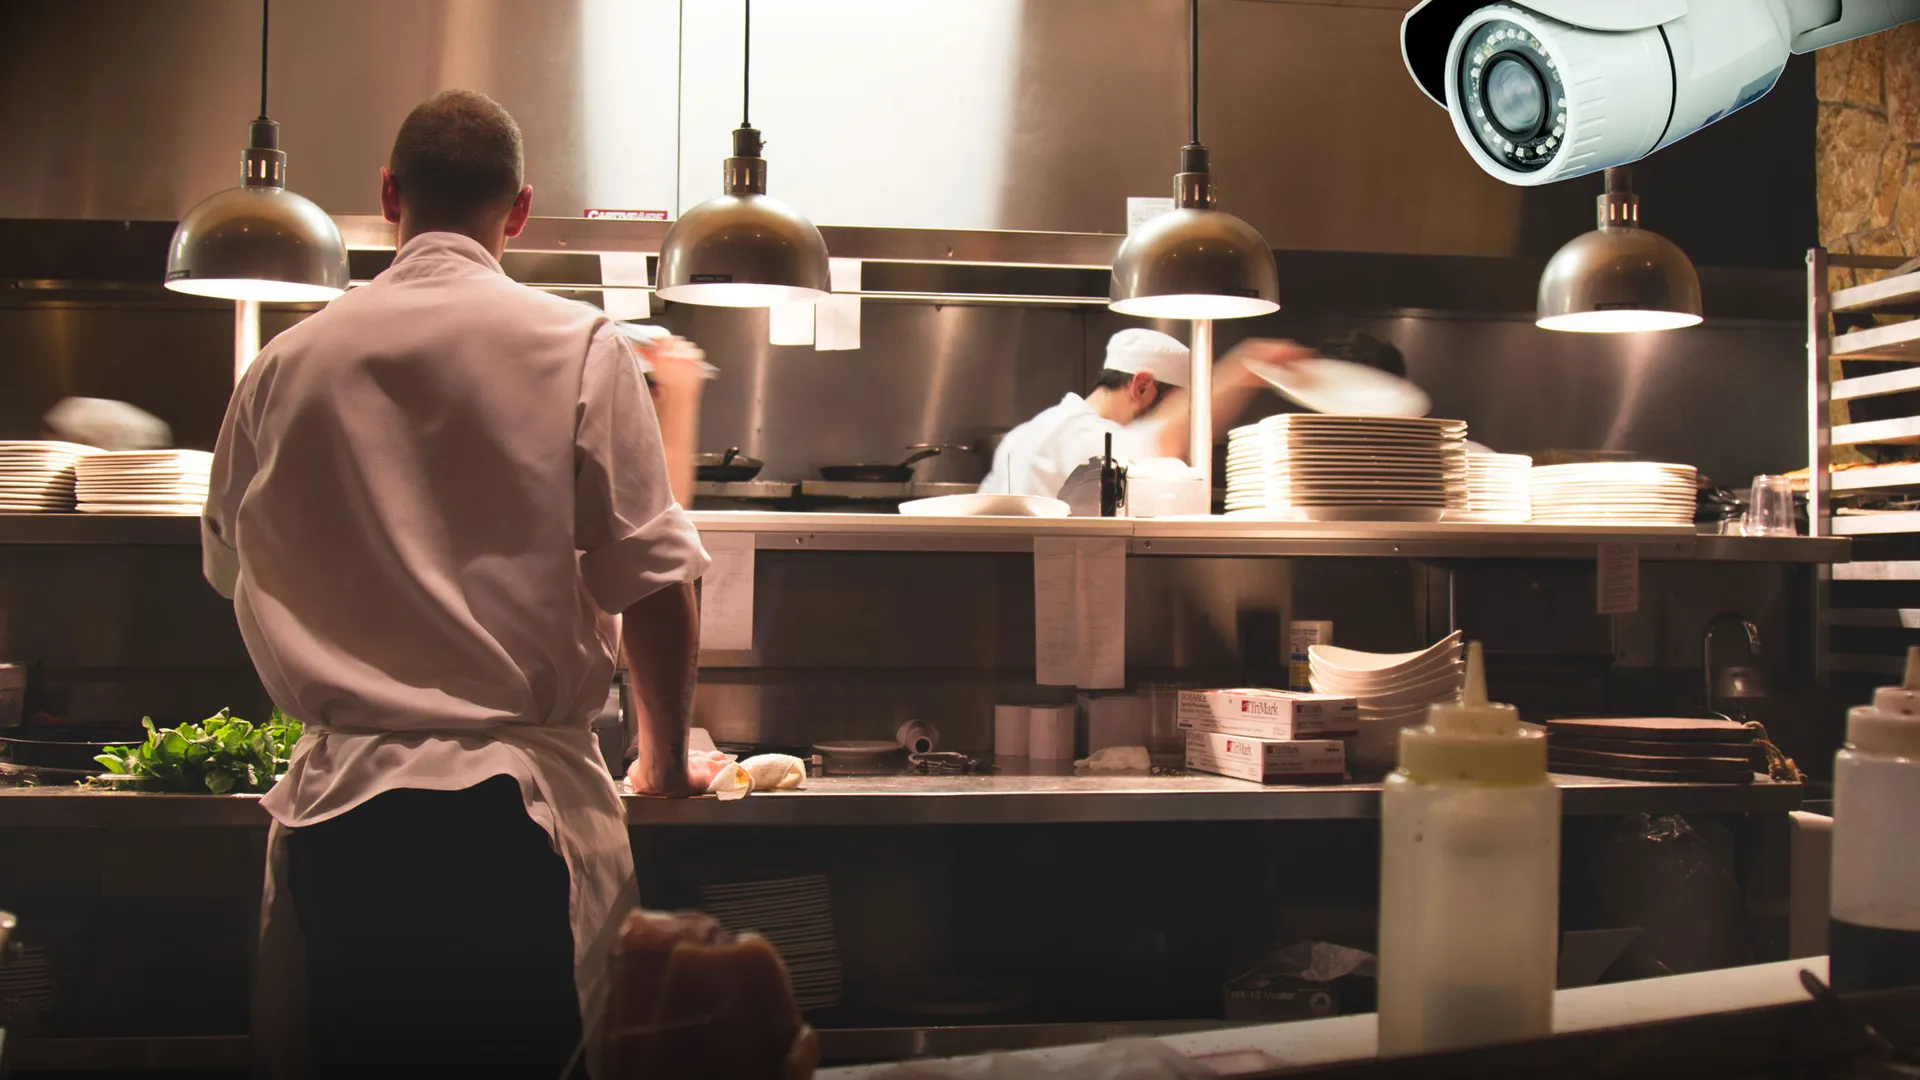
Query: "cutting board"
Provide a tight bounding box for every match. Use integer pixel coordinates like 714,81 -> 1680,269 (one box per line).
1549,745 -> 1756,783
1545,717 -> 1754,744
1549,734 -> 1759,761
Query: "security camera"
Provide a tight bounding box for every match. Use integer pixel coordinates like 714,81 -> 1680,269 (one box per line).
1402,0 -> 1920,186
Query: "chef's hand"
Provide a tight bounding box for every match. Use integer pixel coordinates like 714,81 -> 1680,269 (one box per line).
1218,338 -> 1315,390
628,751 -> 701,797
640,336 -> 709,398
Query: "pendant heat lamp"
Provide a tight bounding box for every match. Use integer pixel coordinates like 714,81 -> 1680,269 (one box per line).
1110,0 -> 1278,320
656,0 -> 829,307
1536,167 -> 1701,333
164,0 -> 347,303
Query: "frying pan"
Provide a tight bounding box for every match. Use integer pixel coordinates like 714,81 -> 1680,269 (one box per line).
696,448 -> 764,483
819,445 -> 955,484
0,728 -> 140,772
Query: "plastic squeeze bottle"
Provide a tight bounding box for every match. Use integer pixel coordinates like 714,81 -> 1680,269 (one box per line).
1829,646 -> 1920,992
1377,641 -> 1559,1056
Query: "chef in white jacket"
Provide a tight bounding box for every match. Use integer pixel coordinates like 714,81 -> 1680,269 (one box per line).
981,328 -> 1309,498
203,90 -> 708,1079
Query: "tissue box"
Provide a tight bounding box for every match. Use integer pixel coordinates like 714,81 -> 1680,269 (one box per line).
1177,688 -> 1357,740
1185,731 -> 1346,784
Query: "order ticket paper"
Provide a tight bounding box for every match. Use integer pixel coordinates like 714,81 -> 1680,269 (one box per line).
1034,537 -> 1126,689
699,532 -> 756,651
1597,542 -> 1639,615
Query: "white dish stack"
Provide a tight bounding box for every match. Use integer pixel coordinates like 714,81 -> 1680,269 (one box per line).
74,450 -> 214,515
1456,452 -> 1533,523
1224,415 -> 1469,522
1309,632 -> 1465,772
1528,462 -> 1698,526
0,441 -> 89,512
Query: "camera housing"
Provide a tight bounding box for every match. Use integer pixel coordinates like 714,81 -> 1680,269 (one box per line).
1402,0 -> 1920,186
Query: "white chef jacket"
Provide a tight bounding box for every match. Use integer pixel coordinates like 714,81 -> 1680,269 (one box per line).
979,392 -> 1166,498
202,231 -> 710,1075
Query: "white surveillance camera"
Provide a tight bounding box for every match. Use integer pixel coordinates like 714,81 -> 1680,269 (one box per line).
1401,0 -> 1920,186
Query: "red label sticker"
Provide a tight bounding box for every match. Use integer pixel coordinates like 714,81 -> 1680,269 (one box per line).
584,209 -> 669,221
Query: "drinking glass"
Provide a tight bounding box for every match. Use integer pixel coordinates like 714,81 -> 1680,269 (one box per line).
1742,475 -> 1797,537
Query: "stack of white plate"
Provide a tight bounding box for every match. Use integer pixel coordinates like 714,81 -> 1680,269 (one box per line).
699,874 -> 842,1013
1529,461 -> 1698,526
74,450 -> 213,515
0,441 -> 90,512
1225,415 -> 1469,522
1309,632 -> 1465,772
1456,452 -> 1532,523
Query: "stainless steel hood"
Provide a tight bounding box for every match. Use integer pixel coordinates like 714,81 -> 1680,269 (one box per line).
2,0 -> 1521,257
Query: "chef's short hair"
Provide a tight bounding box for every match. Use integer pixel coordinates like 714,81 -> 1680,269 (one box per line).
389,90 -> 524,233
1091,368 -> 1172,414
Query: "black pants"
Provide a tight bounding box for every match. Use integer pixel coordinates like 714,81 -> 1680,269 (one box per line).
285,775 -> 583,1079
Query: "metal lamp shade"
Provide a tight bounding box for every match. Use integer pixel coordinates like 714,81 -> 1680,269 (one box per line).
165,184 -> 348,303
1536,224 -> 1702,333
1109,207 -> 1279,320
655,193 -> 831,308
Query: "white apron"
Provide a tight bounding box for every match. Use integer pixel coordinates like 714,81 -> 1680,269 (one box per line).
254,724 -> 635,1080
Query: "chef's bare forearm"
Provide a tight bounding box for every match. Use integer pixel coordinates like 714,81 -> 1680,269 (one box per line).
654,386 -> 702,509
1155,379 -> 1260,459
621,580 -> 700,790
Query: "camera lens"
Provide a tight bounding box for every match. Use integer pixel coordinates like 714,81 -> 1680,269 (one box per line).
1486,55 -> 1545,137
1455,19 -> 1566,173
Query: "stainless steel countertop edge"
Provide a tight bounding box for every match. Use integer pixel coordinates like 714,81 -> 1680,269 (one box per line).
0,774 -> 1802,829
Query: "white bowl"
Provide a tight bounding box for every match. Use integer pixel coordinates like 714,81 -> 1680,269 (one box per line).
1348,671 -> 1464,710
1349,717 -> 1423,772
1306,633 -> 1464,678
1311,650 -> 1463,693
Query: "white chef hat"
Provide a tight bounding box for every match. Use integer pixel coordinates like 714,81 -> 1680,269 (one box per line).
1103,328 -> 1190,388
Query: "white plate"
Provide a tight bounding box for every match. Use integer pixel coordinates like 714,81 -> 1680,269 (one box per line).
812,740 -> 905,759
1223,505 -> 1449,522
897,494 -> 1068,518
1246,358 -> 1432,417
1261,414 -> 1463,430
0,441 -> 96,454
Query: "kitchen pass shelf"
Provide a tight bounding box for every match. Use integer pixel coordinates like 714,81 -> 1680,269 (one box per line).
0,511 -> 1851,563
0,773 -> 1804,829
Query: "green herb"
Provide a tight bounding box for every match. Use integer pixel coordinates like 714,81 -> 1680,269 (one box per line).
92,707 -> 303,794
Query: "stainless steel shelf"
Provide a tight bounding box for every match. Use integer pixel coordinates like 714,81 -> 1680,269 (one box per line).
1831,652 -> 1907,676
1827,607 -> 1920,628
0,773 -> 1804,829
1834,559 -> 1920,580
335,214 -> 1123,269
1833,365 -> 1920,402
1831,317 -> 1920,360
1831,269 -> 1920,315
0,512 -> 1851,563
1833,462 -> 1920,491
1833,414 -> 1920,446
1833,511 -> 1920,536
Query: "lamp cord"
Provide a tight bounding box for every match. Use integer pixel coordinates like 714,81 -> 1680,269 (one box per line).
741,0 -> 751,128
258,0 -> 271,119
1188,0 -> 1199,145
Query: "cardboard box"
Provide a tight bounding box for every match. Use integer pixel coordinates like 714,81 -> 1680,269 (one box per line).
1177,688 -> 1357,740
1185,730 -> 1346,784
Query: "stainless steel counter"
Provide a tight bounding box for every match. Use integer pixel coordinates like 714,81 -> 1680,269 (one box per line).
0,772 -> 1801,829
0,511 -> 1849,562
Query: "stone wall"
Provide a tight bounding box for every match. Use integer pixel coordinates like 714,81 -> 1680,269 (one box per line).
1817,24 -> 1920,288
1817,28 -> 1919,449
